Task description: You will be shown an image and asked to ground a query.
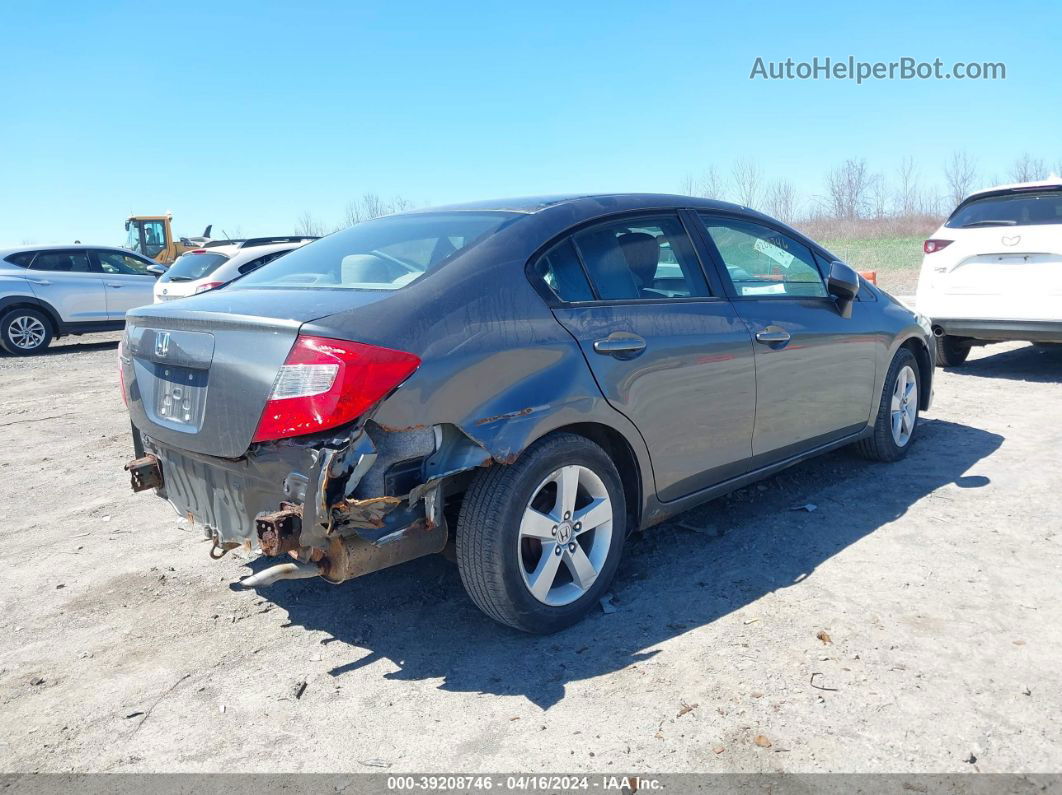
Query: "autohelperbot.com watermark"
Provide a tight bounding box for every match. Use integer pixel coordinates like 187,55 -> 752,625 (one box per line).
750,56 -> 1006,84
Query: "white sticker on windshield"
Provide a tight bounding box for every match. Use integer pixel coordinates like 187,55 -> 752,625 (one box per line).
754,238 -> 795,269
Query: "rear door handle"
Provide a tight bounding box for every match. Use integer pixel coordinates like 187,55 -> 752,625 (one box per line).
26,278 -> 51,285
107,283 -> 123,288
593,333 -> 647,358
754,327 -> 791,345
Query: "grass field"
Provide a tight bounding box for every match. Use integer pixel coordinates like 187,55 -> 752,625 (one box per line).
819,235 -> 924,294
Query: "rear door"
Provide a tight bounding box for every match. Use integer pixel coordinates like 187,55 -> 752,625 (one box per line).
535,212 -> 757,502
25,249 -> 108,323
92,250 -> 158,317
693,214 -> 877,460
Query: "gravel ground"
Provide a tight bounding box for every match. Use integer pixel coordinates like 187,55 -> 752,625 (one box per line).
1,331 -> 1060,774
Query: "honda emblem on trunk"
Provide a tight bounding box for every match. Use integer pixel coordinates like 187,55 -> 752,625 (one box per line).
1002,235 -> 1021,246
155,331 -> 170,357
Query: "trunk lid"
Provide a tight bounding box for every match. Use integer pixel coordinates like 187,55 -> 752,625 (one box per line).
124,288 -> 393,457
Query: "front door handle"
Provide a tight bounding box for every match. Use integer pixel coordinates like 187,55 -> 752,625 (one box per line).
755,327 -> 791,345
593,333 -> 647,358
107,283 -> 123,288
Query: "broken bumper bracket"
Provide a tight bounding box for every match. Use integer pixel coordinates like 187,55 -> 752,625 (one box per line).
124,454 -> 164,493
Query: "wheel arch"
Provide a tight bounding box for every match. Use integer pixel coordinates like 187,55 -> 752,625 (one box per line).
898,335 -> 933,410
0,296 -> 62,338
537,421 -> 643,535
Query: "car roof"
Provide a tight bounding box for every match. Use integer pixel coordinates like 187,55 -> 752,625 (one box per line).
408,193 -> 751,215
0,243 -> 144,257
178,240 -> 309,263
963,175 -> 1062,202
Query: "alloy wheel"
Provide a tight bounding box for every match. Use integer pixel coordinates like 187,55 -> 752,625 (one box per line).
890,364 -> 918,447
7,315 -> 47,350
517,464 -> 614,606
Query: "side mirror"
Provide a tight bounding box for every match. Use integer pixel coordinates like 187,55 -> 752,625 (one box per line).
147,264 -> 166,278
827,260 -> 859,317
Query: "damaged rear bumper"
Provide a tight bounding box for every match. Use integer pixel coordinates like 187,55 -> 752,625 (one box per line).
126,421 -> 490,585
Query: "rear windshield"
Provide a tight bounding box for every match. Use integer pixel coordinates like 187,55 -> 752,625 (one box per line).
232,212 -> 518,291
164,251 -> 230,281
947,190 -> 1062,228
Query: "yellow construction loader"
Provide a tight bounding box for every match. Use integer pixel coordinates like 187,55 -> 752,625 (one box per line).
124,214 -> 212,265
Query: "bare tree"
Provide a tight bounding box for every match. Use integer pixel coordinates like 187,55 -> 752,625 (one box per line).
1010,153 -> 1045,183
731,159 -> 762,208
340,193 -> 414,228
825,158 -> 871,219
894,156 -> 919,216
295,211 -> 324,237
698,166 -> 727,200
765,179 -> 797,223
680,174 -> 696,196
943,151 -> 978,206
867,173 -> 889,219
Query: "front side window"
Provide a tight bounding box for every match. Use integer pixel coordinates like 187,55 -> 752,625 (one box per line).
700,216 -> 827,298
946,190 -> 1062,228
30,250 -> 93,273
97,251 -> 152,275
233,212 -> 518,291
571,215 -> 710,300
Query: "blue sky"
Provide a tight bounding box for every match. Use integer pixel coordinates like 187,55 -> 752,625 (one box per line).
1,0 -> 1058,244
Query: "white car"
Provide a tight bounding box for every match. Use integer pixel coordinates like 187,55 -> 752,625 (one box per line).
915,177 -> 1062,366
153,236 -> 316,302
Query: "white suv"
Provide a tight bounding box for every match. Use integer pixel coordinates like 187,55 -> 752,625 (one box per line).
153,236 -> 316,302
916,177 -> 1062,366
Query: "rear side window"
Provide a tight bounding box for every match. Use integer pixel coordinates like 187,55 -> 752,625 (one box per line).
571,215 -> 710,300
30,251 -> 93,273
3,252 -> 35,267
946,191 -> 1062,228
238,250 -> 288,275
233,212 -> 518,291
165,252 -> 230,281
700,216 -> 827,298
533,239 -> 594,302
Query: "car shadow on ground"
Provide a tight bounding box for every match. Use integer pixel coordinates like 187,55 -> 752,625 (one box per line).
0,339 -> 119,358
248,418 -> 1002,709
947,342 -> 1062,383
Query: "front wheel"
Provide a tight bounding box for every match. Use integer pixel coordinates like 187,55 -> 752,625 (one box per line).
855,348 -> 921,462
456,432 -> 626,633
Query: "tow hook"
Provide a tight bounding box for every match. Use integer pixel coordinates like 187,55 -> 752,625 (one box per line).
255,503 -> 303,556
125,454 -> 164,492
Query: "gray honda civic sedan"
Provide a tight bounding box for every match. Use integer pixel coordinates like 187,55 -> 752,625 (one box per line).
120,194 -> 934,633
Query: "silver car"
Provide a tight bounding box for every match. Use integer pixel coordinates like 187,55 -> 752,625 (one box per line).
0,245 -> 158,355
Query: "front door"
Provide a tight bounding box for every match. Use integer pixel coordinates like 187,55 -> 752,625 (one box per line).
92,250 -> 158,318
695,214 -> 877,459
536,213 -> 757,502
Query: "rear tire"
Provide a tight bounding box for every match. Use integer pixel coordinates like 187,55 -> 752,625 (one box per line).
0,308 -> 53,356
935,334 -> 970,367
856,348 -> 920,462
455,432 -> 626,634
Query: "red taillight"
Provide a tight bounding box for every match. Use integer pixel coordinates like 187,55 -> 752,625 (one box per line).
923,239 -> 953,254
195,281 -> 225,294
251,335 -> 420,443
